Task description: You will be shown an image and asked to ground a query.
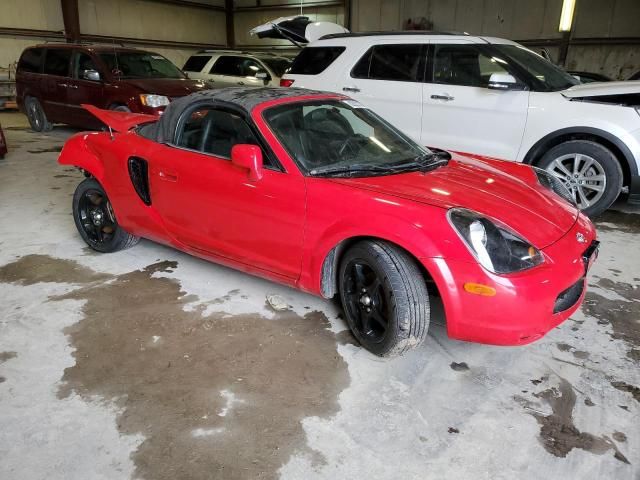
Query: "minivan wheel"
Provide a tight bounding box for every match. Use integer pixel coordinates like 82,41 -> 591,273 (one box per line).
538,140 -> 623,217
339,240 -> 429,357
109,104 -> 131,113
25,97 -> 52,132
73,178 -> 140,253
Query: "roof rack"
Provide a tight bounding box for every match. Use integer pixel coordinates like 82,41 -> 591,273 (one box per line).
320,30 -> 469,40
42,40 -> 127,47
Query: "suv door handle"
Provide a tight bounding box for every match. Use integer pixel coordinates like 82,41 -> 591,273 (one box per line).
431,94 -> 454,101
237,81 -> 245,85
158,171 -> 178,182
342,86 -> 361,93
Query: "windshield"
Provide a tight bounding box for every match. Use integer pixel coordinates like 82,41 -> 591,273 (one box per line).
264,100 -> 438,176
99,52 -> 185,79
259,57 -> 291,77
491,45 -> 578,92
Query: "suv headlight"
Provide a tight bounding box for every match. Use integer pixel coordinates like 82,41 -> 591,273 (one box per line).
139,94 -> 170,108
448,208 -> 544,274
533,166 -> 575,205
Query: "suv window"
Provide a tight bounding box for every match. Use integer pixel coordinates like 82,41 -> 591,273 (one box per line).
43,49 -> 71,77
176,107 -> 263,160
183,55 -> 211,72
209,56 -> 263,77
288,47 -> 346,75
351,44 -> 424,82
18,48 -> 44,73
432,44 -> 509,87
73,52 -> 99,80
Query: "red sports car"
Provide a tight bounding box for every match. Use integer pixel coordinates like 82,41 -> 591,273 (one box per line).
58,88 -> 598,356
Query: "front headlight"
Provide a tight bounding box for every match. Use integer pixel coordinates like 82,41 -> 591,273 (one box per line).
448,208 -> 544,274
533,166 -> 575,205
139,94 -> 170,108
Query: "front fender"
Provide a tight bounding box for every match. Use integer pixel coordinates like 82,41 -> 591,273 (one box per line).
58,132 -> 106,183
298,210 -> 454,296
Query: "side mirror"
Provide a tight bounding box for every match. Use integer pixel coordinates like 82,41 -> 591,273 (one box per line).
488,72 -> 523,90
255,71 -> 270,85
231,144 -> 263,181
83,69 -> 101,81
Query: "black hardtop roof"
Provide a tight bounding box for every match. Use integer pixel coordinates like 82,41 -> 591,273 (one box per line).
320,30 -> 469,40
149,86 -> 334,143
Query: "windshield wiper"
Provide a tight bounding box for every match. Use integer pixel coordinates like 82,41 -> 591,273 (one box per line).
308,163 -> 394,177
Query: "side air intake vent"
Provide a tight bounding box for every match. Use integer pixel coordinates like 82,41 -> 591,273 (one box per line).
128,157 -> 151,205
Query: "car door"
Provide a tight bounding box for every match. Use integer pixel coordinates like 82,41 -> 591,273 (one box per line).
421,41 -> 529,160
40,48 -> 73,124
68,50 -> 105,128
337,43 -> 425,143
145,104 -> 306,279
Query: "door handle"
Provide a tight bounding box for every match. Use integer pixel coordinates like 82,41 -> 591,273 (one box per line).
237,81 -> 245,85
342,86 -> 361,93
57,83 -> 68,88
431,94 -> 454,101
158,171 -> 178,182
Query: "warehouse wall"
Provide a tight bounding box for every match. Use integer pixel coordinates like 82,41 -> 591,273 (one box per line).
0,0 -> 64,69
0,0 -> 226,71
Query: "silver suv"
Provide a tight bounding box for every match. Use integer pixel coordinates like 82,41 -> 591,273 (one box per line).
182,50 -> 291,88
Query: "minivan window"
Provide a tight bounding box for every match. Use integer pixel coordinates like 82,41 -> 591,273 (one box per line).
99,52 -> 184,79
183,55 -> 211,72
288,47 -> 346,75
18,48 -> 43,73
43,49 -> 72,77
352,44 -> 424,82
432,44 -> 510,87
73,52 -> 100,80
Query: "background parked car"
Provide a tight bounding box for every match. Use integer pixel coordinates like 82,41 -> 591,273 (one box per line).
0,122 -> 6,159
568,71 -> 612,83
257,18 -> 640,217
16,44 -> 208,131
629,70 -> 640,81
182,50 -> 291,87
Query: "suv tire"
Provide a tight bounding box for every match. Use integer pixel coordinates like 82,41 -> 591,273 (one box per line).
25,97 -> 52,132
538,140 -> 623,217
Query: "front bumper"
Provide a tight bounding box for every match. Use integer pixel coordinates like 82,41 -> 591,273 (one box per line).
422,213 -> 597,346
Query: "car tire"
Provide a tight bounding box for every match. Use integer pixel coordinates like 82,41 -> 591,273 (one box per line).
538,140 -> 623,217
25,97 -> 52,132
339,240 -> 429,357
110,104 -> 131,113
72,178 -> 140,253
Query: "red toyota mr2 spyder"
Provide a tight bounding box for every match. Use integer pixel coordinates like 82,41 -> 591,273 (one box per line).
58,88 -> 598,357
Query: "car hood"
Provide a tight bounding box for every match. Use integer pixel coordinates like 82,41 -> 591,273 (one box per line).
562,80 -> 640,98
124,78 -> 208,97
331,154 -> 579,249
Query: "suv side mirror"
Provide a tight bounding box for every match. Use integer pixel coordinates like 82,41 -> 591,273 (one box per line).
231,144 -> 263,181
488,73 -> 523,90
83,69 -> 101,81
255,71 -> 270,85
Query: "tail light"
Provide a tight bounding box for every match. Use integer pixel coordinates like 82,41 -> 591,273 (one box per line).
280,79 -> 294,87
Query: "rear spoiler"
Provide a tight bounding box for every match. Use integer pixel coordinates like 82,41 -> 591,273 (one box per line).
82,104 -> 157,132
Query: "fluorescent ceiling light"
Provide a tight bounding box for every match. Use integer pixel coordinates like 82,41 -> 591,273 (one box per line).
559,0 -> 576,32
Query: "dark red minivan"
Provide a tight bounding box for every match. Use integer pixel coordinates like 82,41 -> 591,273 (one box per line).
16,44 -> 209,131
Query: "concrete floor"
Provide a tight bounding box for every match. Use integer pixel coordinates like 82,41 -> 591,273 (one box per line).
0,111 -> 638,480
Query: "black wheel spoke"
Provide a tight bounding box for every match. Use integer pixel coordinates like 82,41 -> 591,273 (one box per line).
353,263 -> 366,287
370,310 -> 387,331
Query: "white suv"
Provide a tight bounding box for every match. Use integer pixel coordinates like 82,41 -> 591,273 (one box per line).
258,24 -> 640,216
182,50 -> 291,88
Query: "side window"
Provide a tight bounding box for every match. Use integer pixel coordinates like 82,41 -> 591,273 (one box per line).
182,55 -> 211,72
351,44 -> 424,82
432,44 -> 509,87
73,52 -> 99,80
18,48 -> 44,73
288,47 -> 346,75
176,107 -> 264,161
209,56 -> 244,76
43,49 -> 72,77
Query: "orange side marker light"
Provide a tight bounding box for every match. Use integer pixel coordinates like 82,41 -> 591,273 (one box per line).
463,282 -> 497,297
